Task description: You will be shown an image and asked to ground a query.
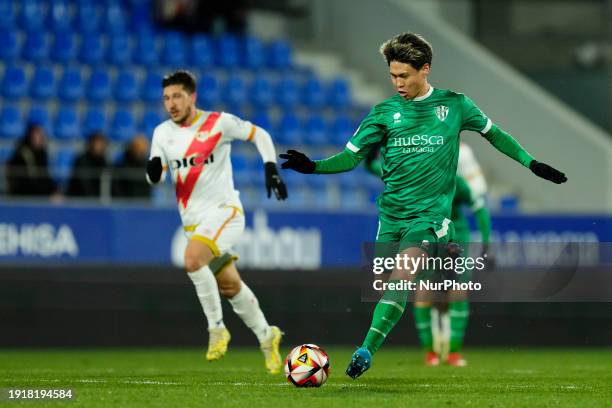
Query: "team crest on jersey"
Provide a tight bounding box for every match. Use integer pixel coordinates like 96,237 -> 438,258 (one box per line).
434,105 -> 449,122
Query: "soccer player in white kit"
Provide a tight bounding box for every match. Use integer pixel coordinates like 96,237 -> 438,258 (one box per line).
146,70 -> 288,374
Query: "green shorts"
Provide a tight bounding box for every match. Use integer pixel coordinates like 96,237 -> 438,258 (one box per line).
375,215 -> 454,257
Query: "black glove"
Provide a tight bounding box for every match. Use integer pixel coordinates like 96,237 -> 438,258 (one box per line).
529,160 -> 567,184
265,162 -> 288,200
279,150 -> 316,174
146,157 -> 163,183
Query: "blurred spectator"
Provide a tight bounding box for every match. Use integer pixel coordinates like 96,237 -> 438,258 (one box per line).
5,124 -> 59,197
155,0 -> 247,33
112,135 -> 151,199
66,132 -> 109,197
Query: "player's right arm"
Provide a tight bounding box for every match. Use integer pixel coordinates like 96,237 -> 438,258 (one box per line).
146,127 -> 168,185
280,108 -> 384,174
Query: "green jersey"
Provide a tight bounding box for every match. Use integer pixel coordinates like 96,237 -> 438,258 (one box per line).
314,86 -> 533,226
348,88 -> 490,221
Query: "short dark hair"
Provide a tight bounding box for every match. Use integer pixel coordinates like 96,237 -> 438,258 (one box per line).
379,32 -> 433,69
162,70 -> 197,94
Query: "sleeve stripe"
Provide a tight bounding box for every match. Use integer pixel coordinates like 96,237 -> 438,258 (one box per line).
346,141 -> 360,153
247,125 -> 256,142
481,118 -> 492,134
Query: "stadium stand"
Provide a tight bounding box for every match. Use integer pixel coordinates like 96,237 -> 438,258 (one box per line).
0,0 -> 369,208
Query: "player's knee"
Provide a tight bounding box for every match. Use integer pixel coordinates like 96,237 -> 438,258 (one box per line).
184,253 -> 206,273
218,279 -> 241,298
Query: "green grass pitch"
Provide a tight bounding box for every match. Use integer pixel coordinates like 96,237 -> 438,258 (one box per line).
1,348 -> 611,407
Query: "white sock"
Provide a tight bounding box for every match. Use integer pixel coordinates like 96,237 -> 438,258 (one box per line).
228,282 -> 271,344
187,266 -> 225,330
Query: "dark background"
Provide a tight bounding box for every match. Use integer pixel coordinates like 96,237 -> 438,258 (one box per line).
2,265 -> 611,348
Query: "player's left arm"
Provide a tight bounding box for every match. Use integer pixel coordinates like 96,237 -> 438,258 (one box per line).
461,95 -> 567,184
221,112 -> 287,200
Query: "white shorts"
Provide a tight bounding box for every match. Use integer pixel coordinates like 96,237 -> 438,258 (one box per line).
184,205 -> 245,257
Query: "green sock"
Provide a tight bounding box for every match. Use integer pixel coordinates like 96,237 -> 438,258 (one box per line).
362,279 -> 408,355
449,300 -> 469,352
413,305 -> 433,351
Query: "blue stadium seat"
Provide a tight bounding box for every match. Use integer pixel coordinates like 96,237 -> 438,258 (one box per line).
1,66 -> 28,99
340,188 -> 368,210
277,112 -> 302,145
268,40 -> 292,70
58,67 -> 84,102
79,33 -> 104,64
87,69 -> 112,102
0,0 -> 17,29
276,75 -> 299,108
20,0 -> 45,31
281,170 -> 307,191
190,34 -> 214,68
197,73 -> 220,107
161,31 -> 187,66
75,1 -> 101,34
51,31 -> 77,63
48,0 -> 72,33
107,33 -> 132,66
27,106 -> 52,135
250,75 -> 274,108
338,171 -> 360,190
302,77 -> 326,109
103,0 -> 127,35
232,154 -> 251,187
303,114 -> 328,146
141,110 -> 163,136
110,110 -> 135,141
114,71 -> 139,103
330,114 -> 354,146
82,107 -> 107,135
0,106 -> 24,140
142,71 -> 162,103
52,146 -> 76,184
0,29 -> 19,61
54,106 -> 80,140
128,0 -> 153,31
223,73 -> 248,106
328,78 -> 351,108
23,31 -> 49,62
243,36 -> 265,70
0,145 -> 13,164
250,110 -> 272,131
134,30 -> 158,66
216,34 -> 239,69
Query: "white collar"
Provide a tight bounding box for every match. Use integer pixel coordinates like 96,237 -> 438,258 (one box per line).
412,85 -> 434,101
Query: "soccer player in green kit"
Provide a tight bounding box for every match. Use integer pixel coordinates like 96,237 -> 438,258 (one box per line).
365,152 -> 492,367
280,32 -> 567,379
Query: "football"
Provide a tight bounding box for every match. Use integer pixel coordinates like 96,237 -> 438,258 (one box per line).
284,344 -> 330,387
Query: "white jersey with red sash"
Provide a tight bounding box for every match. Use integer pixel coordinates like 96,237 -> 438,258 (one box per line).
149,110 -> 256,228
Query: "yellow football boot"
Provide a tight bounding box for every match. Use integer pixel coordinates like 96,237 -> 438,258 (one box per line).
206,327 -> 231,361
260,326 -> 283,374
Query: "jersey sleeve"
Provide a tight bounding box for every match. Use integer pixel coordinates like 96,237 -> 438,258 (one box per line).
460,94 -> 492,134
219,112 -> 257,142
147,126 -> 168,184
345,108 -> 386,160
149,127 -> 167,168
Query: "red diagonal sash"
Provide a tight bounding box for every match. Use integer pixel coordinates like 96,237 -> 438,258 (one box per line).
176,112 -> 222,209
